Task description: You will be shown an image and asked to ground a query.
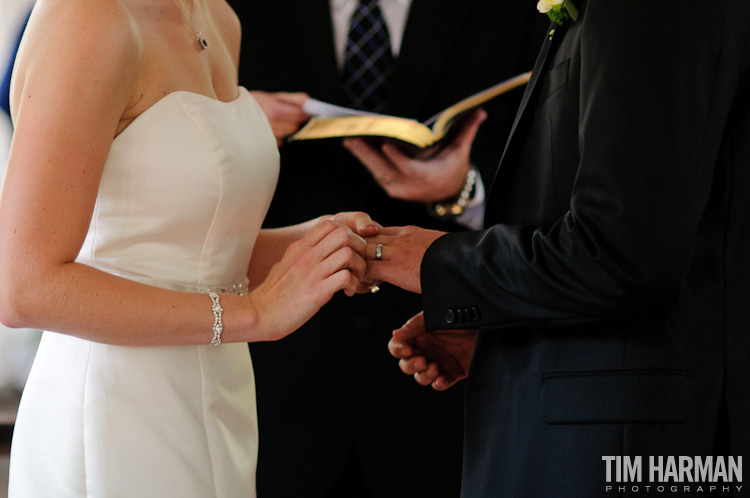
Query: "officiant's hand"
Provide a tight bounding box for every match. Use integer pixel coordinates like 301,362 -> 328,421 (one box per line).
364,226 -> 446,294
389,312 -> 476,391
250,91 -> 310,146
342,108 -> 486,202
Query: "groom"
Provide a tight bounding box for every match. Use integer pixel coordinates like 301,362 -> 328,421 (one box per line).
360,0 -> 750,496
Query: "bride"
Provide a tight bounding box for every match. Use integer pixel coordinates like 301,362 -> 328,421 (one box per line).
0,0 -> 377,496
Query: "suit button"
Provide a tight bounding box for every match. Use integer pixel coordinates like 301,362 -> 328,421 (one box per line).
463,309 -> 470,323
470,307 -> 481,322
445,309 -> 455,324
455,308 -> 464,323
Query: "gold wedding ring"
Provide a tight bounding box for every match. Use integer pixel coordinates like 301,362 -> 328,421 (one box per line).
375,243 -> 384,261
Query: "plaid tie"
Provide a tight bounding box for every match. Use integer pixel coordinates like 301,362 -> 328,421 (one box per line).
341,0 -> 395,113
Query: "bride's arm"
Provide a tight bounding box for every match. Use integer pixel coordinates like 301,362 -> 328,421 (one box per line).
0,0 -> 365,346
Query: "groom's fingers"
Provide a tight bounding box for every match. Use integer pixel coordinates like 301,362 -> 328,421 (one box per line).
431,374 -> 457,391
393,312 -> 426,339
390,312 -> 432,375
415,339 -> 467,389
399,355 -> 428,375
389,312 -> 426,357
365,238 -> 396,261
413,363 -> 440,386
388,336 -> 413,359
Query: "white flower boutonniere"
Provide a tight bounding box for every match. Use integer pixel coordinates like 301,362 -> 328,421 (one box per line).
537,0 -> 578,25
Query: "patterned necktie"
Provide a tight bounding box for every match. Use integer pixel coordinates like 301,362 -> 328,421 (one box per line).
341,0 -> 395,113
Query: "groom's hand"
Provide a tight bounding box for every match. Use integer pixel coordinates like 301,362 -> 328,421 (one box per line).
364,226 -> 445,294
325,212 -> 384,293
388,312 -> 476,391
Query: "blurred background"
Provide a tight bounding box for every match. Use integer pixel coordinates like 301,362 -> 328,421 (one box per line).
1,0 -> 39,495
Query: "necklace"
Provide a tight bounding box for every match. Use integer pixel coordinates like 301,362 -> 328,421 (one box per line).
195,32 -> 209,50
171,0 -> 208,51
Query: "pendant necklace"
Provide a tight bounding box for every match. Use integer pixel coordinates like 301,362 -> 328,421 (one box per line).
195,33 -> 209,51
172,0 -> 208,51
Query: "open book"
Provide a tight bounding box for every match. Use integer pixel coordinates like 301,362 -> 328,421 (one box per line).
289,71 -> 531,151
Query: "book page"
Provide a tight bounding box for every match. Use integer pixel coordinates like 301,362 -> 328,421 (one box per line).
302,98 -> 380,118
292,115 -> 439,148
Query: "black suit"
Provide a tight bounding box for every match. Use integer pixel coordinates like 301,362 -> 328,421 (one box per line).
422,0 -> 750,496
230,1 -> 546,496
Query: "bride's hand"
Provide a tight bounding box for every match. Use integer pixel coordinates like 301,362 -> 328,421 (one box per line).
248,219 -> 367,341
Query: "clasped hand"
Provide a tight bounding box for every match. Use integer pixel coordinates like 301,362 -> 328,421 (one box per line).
388,312 -> 476,391
360,226 -> 477,391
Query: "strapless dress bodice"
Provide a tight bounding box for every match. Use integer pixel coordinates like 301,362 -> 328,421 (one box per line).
77,87 -> 279,291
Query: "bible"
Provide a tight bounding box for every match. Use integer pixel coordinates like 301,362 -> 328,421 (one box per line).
289,71 -> 531,152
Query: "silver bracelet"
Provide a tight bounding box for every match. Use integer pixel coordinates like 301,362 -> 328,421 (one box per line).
208,291 -> 223,346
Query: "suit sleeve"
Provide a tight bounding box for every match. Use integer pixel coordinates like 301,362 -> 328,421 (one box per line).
421,0 -> 746,332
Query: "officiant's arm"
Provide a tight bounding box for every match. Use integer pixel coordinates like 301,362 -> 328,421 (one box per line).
250,91 -> 309,146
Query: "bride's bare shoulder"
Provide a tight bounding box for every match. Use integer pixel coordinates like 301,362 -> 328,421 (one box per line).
10,0 -> 144,119
25,0 -> 142,40
14,0 -> 144,75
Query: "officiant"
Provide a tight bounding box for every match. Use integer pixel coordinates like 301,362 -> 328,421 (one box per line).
229,1 -> 546,496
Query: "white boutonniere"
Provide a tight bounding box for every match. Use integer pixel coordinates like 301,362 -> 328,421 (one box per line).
537,0 -> 578,25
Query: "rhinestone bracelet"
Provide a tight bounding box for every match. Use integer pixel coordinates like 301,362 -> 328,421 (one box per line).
208,291 -> 223,346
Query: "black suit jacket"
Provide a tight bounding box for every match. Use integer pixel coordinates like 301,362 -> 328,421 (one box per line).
422,1 -> 750,497
230,1 -> 546,497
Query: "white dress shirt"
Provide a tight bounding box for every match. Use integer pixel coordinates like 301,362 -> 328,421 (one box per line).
329,0 -> 413,69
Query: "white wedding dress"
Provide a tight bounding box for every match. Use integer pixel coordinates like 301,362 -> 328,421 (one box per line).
8,88 -> 279,498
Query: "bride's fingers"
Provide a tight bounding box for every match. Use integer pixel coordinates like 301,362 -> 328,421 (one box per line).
317,244 -> 366,283
347,230 -> 368,260
313,223 -> 367,261
324,268 -> 361,297
309,234 -> 367,297
303,219 -> 346,247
